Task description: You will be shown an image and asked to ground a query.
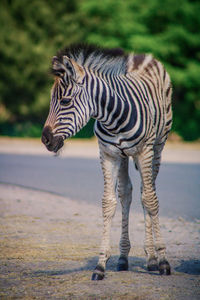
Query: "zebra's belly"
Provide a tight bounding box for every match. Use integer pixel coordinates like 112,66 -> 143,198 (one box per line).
98,137 -> 146,158
122,144 -> 144,157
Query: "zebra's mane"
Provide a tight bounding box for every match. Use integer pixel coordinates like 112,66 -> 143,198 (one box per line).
55,44 -> 128,76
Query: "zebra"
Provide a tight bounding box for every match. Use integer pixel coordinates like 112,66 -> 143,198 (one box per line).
42,44 -> 172,280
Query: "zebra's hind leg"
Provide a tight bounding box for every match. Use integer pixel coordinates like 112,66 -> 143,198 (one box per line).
92,149 -> 121,280
117,157 -> 132,271
137,144 -> 171,275
152,141 -> 171,275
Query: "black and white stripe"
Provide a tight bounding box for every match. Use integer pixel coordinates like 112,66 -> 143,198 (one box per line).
47,45 -> 172,152
42,44 -> 172,279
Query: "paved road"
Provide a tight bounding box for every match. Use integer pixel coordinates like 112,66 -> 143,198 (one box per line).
0,153 -> 200,220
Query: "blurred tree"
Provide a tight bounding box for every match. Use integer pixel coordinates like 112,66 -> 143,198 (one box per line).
0,0 -> 199,140
78,0 -> 200,140
0,0 -> 83,124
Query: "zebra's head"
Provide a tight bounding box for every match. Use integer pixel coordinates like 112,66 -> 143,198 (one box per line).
42,55 -> 90,153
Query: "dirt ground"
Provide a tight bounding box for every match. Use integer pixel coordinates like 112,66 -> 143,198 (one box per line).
0,135 -> 200,163
0,182 -> 200,300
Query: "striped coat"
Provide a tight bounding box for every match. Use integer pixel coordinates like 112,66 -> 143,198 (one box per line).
42,44 -> 172,279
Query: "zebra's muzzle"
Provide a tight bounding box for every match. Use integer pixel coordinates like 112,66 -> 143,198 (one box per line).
42,126 -> 64,153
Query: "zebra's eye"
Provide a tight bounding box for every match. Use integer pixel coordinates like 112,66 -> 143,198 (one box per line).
60,97 -> 72,106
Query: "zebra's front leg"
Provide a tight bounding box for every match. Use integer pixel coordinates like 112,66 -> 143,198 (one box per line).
117,157 -> 132,272
92,151 -> 121,280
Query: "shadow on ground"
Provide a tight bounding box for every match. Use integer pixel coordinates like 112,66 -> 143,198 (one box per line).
175,259 -> 200,275
31,256 -> 200,279
32,256 -> 147,277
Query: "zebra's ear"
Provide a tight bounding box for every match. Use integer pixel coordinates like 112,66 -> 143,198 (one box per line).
52,56 -> 67,77
63,56 -> 85,84
52,56 -> 85,83
51,56 -> 65,76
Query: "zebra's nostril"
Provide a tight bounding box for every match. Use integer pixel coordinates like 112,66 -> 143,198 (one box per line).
42,126 -> 53,146
44,137 -> 50,146
42,135 -> 49,146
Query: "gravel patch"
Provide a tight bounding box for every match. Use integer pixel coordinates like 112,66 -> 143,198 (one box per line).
0,137 -> 200,163
0,183 -> 199,299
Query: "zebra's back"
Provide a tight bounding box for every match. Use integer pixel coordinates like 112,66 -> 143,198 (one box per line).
128,54 -> 172,139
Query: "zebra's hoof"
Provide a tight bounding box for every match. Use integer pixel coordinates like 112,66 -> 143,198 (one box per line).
147,257 -> 158,272
158,259 -> 171,275
91,265 -> 105,280
117,256 -> 129,271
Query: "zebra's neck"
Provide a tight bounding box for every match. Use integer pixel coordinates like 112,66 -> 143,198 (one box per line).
90,73 -> 129,130
88,71 -> 151,148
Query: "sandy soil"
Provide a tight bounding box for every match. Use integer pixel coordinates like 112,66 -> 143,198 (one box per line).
0,136 -> 200,163
0,137 -> 200,299
0,183 -> 200,300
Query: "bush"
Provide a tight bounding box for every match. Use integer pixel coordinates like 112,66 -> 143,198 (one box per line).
0,0 -> 199,140
0,122 -> 42,137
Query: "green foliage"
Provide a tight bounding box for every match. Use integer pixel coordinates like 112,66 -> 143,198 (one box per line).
73,119 -> 95,139
0,0 -> 83,125
0,0 -> 199,140
0,121 -> 42,137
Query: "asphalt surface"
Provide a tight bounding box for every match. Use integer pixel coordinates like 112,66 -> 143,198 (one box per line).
0,153 -> 200,221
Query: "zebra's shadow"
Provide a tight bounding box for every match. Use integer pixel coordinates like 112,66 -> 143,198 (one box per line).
31,256 -> 200,278
174,259 -> 200,275
32,256 -> 148,277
